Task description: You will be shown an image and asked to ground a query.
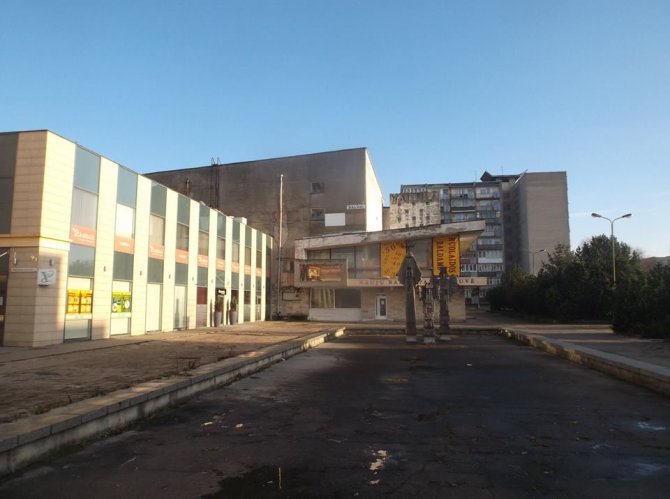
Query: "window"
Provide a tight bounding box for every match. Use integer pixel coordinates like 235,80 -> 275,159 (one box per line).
232,242 -> 240,262
355,244 -> 380,278
68,244 -> 95,277
331,247 -> 355,278
177,195 -> 190,225
199,204 -> 209,231
176,224 -> 189,251
310,289 -> 361,308
151,183 -> 167,216
113,251 -> 133,280
411,239 -> 432,272
149,215 -> 165,245
198,231 -> 209,256
175,262 -> 188,285
311,182 -> 324,193
117,167 -> 137,207
311,208 -> 325,221
115,203 -> 135,238
73,147 -> 100,193
147,258 -> 164,283
71,188 -> 98,228
216,237 -> 225,260
257,249 -> 262,268
245,245 -> 252,266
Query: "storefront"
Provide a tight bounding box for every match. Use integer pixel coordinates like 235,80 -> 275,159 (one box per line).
0,130 -> 272,347
292,222 -> 485,322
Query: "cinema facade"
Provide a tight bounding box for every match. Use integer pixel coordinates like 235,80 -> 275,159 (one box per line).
0,130 -> 272,347
290,221 -> 485,322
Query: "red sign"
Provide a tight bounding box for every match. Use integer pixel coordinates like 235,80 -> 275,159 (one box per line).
175,249 -> 189,264
149,243 -> 164,260
114,236 -> 135,254
70,225 -> 96,247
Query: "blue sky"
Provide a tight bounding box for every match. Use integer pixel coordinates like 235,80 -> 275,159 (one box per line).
2,0 -> 669,256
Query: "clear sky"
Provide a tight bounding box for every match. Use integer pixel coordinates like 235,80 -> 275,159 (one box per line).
1,0 -> 668,256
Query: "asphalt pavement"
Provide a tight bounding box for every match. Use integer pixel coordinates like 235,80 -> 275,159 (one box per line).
0,311 -> 668,477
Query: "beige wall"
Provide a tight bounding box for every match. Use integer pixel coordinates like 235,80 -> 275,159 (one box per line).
91,158 -> 118,339
131,176 -> 151,335
2,131 -> 273,346
4,132 -> 75,346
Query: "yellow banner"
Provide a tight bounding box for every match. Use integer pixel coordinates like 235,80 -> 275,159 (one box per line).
381,241 -> 406,277
432,236 -> 460,276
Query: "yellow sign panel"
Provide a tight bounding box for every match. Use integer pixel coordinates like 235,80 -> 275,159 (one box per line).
67,289 -> 93,314
432,236 -> 460,276
381,241 -> 406,277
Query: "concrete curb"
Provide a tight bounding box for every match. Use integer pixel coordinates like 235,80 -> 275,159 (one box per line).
0,327 -> 344,477
500,328 -> 670,397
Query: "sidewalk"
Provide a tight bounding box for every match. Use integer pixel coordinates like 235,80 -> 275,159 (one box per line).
1,315 -> 669,476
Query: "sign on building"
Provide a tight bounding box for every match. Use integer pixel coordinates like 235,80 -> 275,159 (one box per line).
381,241 -> 406,277
432,236 -> 460,276
295,260 -> 347,287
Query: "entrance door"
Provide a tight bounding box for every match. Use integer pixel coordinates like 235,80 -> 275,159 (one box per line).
146,283 -> 162,331
196,286 -> 207,327
375,295 -> 388,320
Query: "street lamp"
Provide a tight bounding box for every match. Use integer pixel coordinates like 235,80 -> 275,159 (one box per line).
591,212 -> 632,287
532,248 -> 546,275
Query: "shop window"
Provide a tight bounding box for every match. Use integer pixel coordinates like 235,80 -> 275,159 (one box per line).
175,262 -> 188,285
197,266 -> 208,286
113,251 -> 134,280
147,258 -> 164,283
68,244 -> 95,277
335,289 -> 361,308
310,288 -> 361,308
71,188 -> 98,228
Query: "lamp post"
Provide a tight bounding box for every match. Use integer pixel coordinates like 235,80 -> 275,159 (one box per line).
531,248 -> 546,275
591,212 -> 632,287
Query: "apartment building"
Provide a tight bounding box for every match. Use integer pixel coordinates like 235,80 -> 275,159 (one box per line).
391,171 -> 569,303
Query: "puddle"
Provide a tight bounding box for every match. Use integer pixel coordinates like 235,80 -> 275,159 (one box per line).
637,422 -> 666,432
206,466 -> 312,498
633,462 -> 667,477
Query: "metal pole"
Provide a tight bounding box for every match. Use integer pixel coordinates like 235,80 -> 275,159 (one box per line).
610,219 -> 616,288
276,174 -> 283,318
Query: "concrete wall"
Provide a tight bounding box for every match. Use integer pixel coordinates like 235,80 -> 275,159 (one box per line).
388,191 -> 441,229
514,172 -> 570,272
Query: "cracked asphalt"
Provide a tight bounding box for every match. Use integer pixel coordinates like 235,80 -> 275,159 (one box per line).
2,332 -> 670,498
